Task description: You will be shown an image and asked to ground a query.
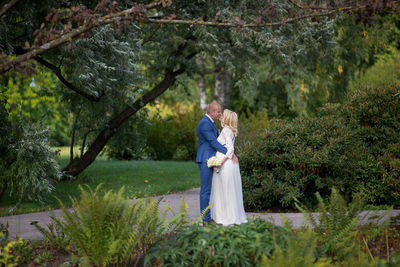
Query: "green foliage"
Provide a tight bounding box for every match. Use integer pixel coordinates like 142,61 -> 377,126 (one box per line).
32,221 -> 70,251
169,104 -> 203,161
0,111 -> 62,204
105,111 -> 149,160
51,184 -> 189,266
342,85 -> 400,203
296,188 -> 365,258
0,234 -> 24,267
259,227 -> 331,267
296,187 -> 391,262
349,47 -> 400,91
240,85 -> 400,210
3,68 -> 70,146
146,114 -> 178,160
236,109 -> 270,149
240,115 -> 369,209
144,219 -> 286,267
107,103 -> 203,161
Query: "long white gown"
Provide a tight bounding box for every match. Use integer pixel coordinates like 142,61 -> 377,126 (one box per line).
210,127 -> 247,226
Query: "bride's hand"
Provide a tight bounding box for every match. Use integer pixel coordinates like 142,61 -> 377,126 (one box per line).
232,154 -> 239,164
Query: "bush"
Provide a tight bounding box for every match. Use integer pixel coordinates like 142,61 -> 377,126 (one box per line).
146,114 -> 178,160
240,85 -> 400,210
145,103 -> 203,161
341,85 -> 400,203
105,112 -> 149,160
0,105 -> 62,204
145,219 -> 286,266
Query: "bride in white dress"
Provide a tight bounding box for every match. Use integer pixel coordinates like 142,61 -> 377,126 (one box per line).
210,109 -> 247,226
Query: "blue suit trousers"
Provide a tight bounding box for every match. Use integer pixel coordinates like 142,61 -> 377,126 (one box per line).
199,162 -> 213,222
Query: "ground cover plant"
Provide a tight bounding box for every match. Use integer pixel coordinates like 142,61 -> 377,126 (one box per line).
0,148 -> 199,216
144,218 -> 287,267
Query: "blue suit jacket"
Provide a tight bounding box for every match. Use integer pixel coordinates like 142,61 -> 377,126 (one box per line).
196,115 -> 228,164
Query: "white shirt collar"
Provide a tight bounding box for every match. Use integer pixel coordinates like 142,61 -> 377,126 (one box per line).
205,114 -> 214,123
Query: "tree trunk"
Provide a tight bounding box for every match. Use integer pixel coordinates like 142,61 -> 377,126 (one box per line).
214,67 -> 233,109
223,69 -> 233,109
69,108 -> 80,163
196,55 -> 207,112
62,69 -> 184,177
214,67 -> 225,107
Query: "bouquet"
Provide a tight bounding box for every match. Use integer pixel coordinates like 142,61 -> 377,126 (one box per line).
207,156 -> 222,168
207,156 -> 222,173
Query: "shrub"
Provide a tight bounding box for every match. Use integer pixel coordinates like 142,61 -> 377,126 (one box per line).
105,112 -> 149,160
0,113 -> 62,204
146,114 -> 178,160
170,104 -> 203,161
144,219 -> 286,266
341,85 -> 400,203
236,109 -> 270,149
51,185 -> 189,266
240,85 -> 400,210
240,115 -> 373,210
0,233 -> 24,266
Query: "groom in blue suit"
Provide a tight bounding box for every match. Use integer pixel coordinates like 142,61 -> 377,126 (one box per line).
196,102 -> 229,223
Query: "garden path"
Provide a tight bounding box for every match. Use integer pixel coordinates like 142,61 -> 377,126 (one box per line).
1,188 -> 399,240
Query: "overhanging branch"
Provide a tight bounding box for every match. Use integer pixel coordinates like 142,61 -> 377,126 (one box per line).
35,56 -> 103,102
0,0 -> 20,18
1,1 -> 397,74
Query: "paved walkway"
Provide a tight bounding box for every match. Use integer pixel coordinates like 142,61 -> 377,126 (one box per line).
1,188 -> 399,240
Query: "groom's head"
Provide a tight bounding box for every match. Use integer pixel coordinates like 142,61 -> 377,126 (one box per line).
207,101 -> 222,121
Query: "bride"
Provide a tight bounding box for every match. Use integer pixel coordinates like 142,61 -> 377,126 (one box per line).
210,109 -> 247,226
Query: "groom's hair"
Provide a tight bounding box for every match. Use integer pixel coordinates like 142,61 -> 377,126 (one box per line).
206,101 -> 220,114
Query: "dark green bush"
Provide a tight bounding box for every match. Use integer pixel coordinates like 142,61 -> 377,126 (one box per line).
240,85 -> 400,211
144,219 -> 286,267
146,114 -> 179,160
105,113 -> 149,160
170,104 -> 203,161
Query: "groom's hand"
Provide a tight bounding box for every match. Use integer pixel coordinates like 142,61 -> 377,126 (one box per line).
232,154 -> 239,164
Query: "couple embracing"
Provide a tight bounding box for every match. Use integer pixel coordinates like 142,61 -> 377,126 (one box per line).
196,101 -> 247,226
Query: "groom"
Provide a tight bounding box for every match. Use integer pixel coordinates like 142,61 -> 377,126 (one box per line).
196,101 -> 237,223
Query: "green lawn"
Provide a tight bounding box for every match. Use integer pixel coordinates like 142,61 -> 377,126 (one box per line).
0,147 -> 200,216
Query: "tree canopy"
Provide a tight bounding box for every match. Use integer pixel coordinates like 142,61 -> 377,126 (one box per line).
1,0 -> 399,183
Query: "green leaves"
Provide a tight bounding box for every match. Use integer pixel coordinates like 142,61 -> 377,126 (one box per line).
145,219 -> 286,266
240,85 -> 400,211
2,118 -> 62,204
51,184 -> 189,266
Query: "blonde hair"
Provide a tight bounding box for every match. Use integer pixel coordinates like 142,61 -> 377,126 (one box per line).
221,109 -> 238,136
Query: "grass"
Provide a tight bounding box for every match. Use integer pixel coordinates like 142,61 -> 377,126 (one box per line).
0,147 -> 200,216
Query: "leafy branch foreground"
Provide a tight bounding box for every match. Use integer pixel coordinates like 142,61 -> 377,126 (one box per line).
2,186 -> 399,266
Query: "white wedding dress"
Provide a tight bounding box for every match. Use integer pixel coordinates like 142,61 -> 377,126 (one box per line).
210,127 -> 247,226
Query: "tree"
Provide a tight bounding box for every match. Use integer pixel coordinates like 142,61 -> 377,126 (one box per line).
1,0 -> 398,179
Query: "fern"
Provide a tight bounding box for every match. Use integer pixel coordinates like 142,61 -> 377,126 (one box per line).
295,187 -> 392,260
50,184 -> 190,266
259,226 -> 331,267
31,219 -> 70,250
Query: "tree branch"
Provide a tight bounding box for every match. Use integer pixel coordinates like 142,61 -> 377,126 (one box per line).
62,40 -> 195,176
0,0 -> 20,18
35,56 -> 103,102
1,1 -> 394,74
145,5 -> 364,27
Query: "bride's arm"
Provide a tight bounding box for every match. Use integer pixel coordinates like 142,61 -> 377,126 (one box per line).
219,128 -> 234,165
